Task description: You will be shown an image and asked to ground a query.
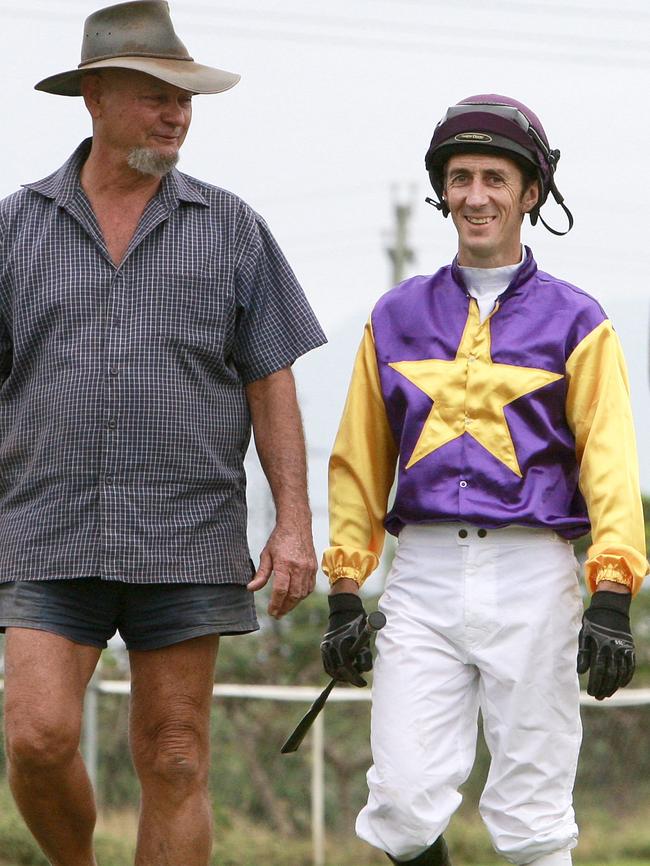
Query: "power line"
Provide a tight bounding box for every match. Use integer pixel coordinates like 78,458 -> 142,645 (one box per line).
379,0 -> 650,20
184,21 -> 650,70
3,0 -> 647,18
2,4 -> 648,68
0,5 -> 79,20
179,3 -> 649,54
173,6 -> 650,69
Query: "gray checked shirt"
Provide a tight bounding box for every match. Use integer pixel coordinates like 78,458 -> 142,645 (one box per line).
0,139 -> 326,584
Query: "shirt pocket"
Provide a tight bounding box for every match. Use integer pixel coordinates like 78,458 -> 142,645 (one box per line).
135,269 -> 236,364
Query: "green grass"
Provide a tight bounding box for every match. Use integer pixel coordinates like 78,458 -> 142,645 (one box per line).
1,781 -> 650,866
3,858 -> 647,866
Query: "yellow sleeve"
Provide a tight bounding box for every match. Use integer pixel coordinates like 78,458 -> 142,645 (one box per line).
321,320 -> 399,587
565,319 -> 648,595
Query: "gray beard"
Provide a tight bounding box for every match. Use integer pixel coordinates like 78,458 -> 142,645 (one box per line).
127,147 -> 179,177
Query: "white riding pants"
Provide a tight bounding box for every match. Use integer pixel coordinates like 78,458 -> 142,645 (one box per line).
356,524 -> 583,864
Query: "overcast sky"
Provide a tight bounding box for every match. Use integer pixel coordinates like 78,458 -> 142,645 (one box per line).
2,0 -> 649,576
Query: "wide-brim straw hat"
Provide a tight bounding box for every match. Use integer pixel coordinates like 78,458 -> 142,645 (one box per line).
35,0 -> 240,96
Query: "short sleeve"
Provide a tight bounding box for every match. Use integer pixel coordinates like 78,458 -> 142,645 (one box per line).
232,206 -> 326,383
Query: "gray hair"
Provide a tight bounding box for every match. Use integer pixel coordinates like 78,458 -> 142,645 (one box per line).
127,147 -> 179,177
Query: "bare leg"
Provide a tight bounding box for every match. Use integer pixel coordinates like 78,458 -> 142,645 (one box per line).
129,634 -> 219,866
3,627 -> 102,866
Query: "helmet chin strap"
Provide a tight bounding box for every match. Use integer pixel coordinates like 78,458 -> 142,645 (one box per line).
537,180 -> 574,236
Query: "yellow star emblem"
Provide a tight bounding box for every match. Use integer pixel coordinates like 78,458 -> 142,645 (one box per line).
389,303 -> 563,477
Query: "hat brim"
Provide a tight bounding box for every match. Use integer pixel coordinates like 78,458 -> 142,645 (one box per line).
35,56 -> 240,96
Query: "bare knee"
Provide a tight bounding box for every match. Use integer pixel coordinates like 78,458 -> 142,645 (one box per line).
6,715 -> 81,774
150,725 -> 205,786
132,707 -> 209,796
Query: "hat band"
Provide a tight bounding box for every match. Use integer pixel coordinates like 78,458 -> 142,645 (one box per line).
78,51 -> 195,67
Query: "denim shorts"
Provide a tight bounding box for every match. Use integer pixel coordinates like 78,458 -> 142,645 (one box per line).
0,578 -> 259,650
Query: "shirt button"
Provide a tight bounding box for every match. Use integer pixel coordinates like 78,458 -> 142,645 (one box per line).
107,419 -> 117,429
459,480 -> 468,488
109,366 -> 118,376
458,529 -> 468,538
477,528 -> 487,538
468,354 -> 476,363
105,474 -> 114,484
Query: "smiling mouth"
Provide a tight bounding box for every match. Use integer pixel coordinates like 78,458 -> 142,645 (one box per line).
465,216 -> 496,225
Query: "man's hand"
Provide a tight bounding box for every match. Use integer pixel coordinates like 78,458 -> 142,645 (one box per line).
247,520 -> 317,619
320,593 -> 373,687
577,589 -> 635,700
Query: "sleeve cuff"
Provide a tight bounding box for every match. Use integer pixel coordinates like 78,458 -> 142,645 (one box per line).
585,547 -> 648,596
594,564 -> 633,589
321,546 -> 380,588
328,568 -> 364,588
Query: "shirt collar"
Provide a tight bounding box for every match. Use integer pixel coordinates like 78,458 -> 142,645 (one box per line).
23,138 -> 209,209
161,166 -> 209,208
451,245 -> 538,296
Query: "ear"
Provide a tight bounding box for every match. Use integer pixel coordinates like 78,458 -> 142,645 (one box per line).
80,72 -> 104,119
521,180 -> 540,214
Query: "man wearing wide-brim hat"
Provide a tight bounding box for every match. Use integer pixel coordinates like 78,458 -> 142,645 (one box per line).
0,2 -> 326,864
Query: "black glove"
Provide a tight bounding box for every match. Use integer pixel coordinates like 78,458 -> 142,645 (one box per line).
320,593 -> 373,687
577,590 -> 635,700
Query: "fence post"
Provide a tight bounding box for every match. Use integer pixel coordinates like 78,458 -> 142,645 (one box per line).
311,712 -> 325,866
83,672 -> 99,791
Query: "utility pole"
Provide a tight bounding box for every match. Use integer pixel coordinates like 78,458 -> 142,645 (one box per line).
385,190 -> 415,286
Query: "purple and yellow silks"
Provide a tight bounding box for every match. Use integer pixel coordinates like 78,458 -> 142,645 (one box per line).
323,249 -> 647,593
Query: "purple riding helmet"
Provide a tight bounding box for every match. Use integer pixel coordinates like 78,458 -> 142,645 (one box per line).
424,94 -> 573,235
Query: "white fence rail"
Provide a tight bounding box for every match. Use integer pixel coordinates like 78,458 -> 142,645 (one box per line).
2,679 -> 650,866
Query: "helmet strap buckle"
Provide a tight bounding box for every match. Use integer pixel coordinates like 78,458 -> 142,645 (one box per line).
425,196 -> 449,218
